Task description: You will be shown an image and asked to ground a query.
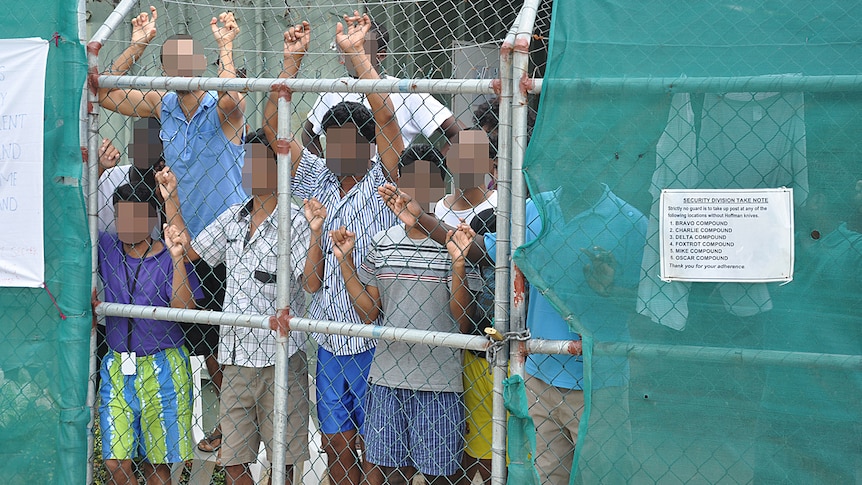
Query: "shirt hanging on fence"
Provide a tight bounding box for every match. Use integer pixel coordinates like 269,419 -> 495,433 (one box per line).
638,87 -> 808,330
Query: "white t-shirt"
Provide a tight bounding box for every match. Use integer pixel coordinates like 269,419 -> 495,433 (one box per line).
433,190 -> 498,227
97,165 -> 131,234
306,76 -> 454,148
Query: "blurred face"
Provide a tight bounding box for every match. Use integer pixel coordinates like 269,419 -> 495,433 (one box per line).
448,131 -> 492,190
162,38 -> 207,77
242,144 -> 277,196
129,119 -> 163,171
115,201 -> 158,245
400,160 -> 446,212
339,32 -> 380,77
325,125 -> 372,176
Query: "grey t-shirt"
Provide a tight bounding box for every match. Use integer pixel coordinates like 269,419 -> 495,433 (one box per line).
359,224 -> 481,392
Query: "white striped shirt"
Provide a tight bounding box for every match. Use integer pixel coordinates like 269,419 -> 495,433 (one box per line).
192,199 -> 309,367
291,148 -> 398,355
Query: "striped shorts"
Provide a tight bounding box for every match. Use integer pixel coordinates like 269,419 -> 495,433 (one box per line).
364,384 -> 464,476
99,346 -> 193,464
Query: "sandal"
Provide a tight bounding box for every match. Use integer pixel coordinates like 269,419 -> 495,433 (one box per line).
197,425 -> 222,452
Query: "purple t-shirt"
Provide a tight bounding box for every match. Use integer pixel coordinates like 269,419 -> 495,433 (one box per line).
98,232 -> 202,355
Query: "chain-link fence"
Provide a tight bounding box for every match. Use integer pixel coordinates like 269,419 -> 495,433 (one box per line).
71,0 -> 862,484
85,1 -> 547,484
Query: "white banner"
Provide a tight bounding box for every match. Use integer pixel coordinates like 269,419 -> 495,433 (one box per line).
0,38 -> 48,287
659,188 -> 795,282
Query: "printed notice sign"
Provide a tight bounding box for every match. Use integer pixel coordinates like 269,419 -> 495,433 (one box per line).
0,38 -> 48,287
659,188 -> 794,282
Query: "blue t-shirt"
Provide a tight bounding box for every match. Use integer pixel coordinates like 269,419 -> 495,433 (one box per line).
160,91 -> 247,237
485,187 -> 646,389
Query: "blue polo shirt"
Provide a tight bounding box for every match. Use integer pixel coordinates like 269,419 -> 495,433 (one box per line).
160,91 -> 247,237
486,186 -> 646,390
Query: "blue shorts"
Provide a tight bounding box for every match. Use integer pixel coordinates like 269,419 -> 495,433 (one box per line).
316,346 -> 374,434
364,384 -> 464,476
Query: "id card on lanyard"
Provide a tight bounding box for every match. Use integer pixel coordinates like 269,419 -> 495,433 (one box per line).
121,247 -> 150,375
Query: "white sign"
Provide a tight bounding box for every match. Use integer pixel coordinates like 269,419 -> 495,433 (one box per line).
0,38 -> 48,287
659,188 -> 794,282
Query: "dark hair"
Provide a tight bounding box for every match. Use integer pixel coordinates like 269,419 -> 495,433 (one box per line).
129,117 -> 165,196
473,97 -> 499,131
160,33 -> 196,65
321,101 -> 376,144
112,182 -> 160,212
399,144 -> 448,180
370,20 -> 389,53
473,96 -> 536,141
470,208 -> 497,236
488,132 -> 498,160
245,127 -> 270,147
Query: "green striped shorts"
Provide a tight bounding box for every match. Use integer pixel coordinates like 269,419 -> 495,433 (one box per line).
98,346 -> 193,463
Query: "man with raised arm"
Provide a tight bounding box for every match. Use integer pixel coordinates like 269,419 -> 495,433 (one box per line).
98,6 -> 247,237
261,13 -> 403,485
300,19 -> 461,157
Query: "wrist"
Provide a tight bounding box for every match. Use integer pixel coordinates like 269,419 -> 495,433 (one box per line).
283,56 -> 303,69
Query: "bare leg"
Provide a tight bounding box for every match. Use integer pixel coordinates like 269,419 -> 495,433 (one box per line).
140,462 -> 172,485
205,354 -> 222,392
266,465 -> 295,485
458,455 -> 492,485
104,458 -> 135,485
225,463 -> 255,485
427,474 -> 462,485
322,430 -> 362,484
363,461 -> 414,485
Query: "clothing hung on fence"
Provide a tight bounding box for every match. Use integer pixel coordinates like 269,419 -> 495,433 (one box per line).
638,86 -> 808,330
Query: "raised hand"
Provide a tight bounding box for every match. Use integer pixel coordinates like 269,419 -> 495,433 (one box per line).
130,6 -> 158,45
378,184 -> 423,227
211,11 -> 240,48
164,223 -> 189,260
303,197 -> 326,233
335,11 -> 371,56
155,166 -> 178,201
97,138 -> 120,170
284,21 -> 311,56
446,223 -> 475,264
581,245 -> 616,297
329,226 -> 356,261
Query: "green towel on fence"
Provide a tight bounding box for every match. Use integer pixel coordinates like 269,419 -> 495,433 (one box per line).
503,374 -> 540,485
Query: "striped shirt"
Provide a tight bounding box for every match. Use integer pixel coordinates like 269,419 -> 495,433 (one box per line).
291,148 -> 399,355
359,224 -> 482,392
192,199 -> 309,367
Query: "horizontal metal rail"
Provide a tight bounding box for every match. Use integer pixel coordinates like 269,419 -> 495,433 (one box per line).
597,341 -> 861,369
96,75 -> 496,95
95,303 -> 858,368
527,74 -> 862,94
96,302 -> 490,353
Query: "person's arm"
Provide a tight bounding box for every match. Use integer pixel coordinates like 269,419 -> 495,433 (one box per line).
447,225 -> 477,334
165,223 -> 196,308
377,183 -> 490,264
301,119 -> 324,157
331,226 -> 382,324
438,115 -> 463,156
156,166 -> 200,261
302,197 -> 326,293
263,22 -> 310,178
336,12 -> 403,182
212,12 -> 245,144
98,6 -> 163,118
96,138 -> 120,177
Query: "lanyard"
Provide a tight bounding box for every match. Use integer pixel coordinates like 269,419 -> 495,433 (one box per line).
122,242 -> 153,351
